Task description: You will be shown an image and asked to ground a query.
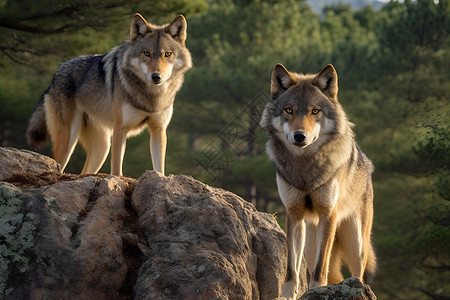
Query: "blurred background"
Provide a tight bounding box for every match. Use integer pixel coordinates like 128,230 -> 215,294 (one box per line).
0,0 -> 448,298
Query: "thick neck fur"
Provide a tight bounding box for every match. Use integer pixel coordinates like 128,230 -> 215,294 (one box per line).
269,124 -> 354,191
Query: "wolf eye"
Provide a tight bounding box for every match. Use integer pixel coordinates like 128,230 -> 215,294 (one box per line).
165,51 -> 172,57
143,50 -> 150,57
312,108 -> 320,115
285,108 -> 293,114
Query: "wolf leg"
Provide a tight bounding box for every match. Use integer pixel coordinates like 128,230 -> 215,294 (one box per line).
47,107 -> 82,173
111,126 -> 126,176
149,125 -> 167,175
304,222 -> 317,282
341,212 -> 376,283
340,216 -> 365,280
79,124 -> 111,175
310,213 -> 338,288
328,240 -> 344,284
282,210 -> 306,300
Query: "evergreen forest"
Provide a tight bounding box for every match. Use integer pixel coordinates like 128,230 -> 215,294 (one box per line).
0,0 -> 449,299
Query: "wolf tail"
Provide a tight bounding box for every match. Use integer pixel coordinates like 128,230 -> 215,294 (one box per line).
26,92 -> 48,148
363,243 -> 377,283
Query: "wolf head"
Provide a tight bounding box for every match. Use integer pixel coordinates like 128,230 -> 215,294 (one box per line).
126,13 -> 192,85
261,64 -> 349,150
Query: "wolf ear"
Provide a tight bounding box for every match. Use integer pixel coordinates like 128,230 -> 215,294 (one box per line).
312,64 -> 338,101
131,13 -> 151,42
271,64 -> 296,99
166,15 -> 187,45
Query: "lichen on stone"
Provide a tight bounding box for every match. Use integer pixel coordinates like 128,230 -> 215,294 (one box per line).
0,184 -> 37,297
44,196 -> 67,222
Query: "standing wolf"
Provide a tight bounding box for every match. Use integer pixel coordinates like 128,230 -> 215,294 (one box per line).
26,13 -> 192,176
260,64 -> 376,299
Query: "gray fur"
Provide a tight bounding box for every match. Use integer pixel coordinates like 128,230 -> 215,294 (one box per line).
260,64 -> 376,298
26,14 -> 192,175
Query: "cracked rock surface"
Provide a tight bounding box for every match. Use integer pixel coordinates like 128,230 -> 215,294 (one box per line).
132,171 -> 287,299
0,147 -> 289,299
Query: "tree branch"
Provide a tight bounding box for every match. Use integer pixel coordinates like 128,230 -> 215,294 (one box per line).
0,18 -> 74,34
409,285 -> 450,300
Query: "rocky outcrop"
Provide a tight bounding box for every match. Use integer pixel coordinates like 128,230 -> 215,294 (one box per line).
0,147 -> 60,181
300,277 -> 377,300
0,147 -> 288,299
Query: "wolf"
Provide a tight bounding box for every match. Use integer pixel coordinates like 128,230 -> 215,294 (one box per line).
260,64 -> 376,299
26,13 -> 192,176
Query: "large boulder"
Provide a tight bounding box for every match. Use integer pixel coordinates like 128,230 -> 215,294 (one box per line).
0,174 -> 132,299
132,171 -> 287,299
0,147 -> 60,181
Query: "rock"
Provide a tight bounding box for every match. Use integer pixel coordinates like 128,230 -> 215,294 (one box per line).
300,277 -> 377,300
1,148 -> 307,299
0,147 -> 60,181
132,170 -> 287,299
0,174 -> 134,299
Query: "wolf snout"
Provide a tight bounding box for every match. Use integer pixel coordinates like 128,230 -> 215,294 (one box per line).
151,73 -> 162,84
294,131 -> 307,143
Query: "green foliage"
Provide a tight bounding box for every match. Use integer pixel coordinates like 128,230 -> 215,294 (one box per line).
0,0 -> 208,67
374,175 -> 450,299
376,0 -> 450,102
414,98 -> 450,171
0,184 -> 37,297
